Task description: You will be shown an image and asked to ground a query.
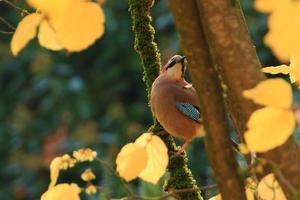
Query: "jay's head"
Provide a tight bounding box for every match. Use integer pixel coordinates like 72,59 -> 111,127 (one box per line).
163,55 -> 186,80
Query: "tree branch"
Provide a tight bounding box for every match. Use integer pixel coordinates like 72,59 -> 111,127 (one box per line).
128,0 -> 202,199
0,30 -> 13,34
168,0 -> 246,200
115,185 -> 217,200
0,16 -> 15,30
195,0 -> 300,199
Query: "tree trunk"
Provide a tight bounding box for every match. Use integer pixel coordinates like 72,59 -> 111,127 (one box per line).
195,0 -> 300,199
169,1 -> 247,199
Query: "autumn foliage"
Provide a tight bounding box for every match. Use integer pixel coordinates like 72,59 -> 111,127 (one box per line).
11,0 -> 105,55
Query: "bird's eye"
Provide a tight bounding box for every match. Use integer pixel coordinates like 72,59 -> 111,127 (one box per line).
166,60 -> 176,69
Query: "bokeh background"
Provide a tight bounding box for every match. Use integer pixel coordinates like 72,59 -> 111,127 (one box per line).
0,0 -> 288,199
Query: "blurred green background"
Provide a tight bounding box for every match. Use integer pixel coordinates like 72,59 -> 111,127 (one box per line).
0,0 -> 286,200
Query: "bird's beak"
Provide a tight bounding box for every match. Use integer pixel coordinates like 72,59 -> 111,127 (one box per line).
179,56 -> 186,63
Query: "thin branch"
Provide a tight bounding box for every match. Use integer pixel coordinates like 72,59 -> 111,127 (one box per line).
268,160 -> 299,199
113,185 -> 217,200
90,172 -> 217,200
95,186 -> 113,199
243,157 -> 300,199
0,30 -> 13,34
0,16 -> 15,30
1,0 -> 30,15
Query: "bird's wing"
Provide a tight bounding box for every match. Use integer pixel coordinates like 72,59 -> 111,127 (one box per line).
176,102 -> 201,123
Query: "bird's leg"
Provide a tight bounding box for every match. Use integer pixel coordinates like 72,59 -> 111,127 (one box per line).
175,140 -> 191,156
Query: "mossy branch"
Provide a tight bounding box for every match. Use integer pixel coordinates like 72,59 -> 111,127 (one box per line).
195,0 -> 300,199
128,0 -> 202,199
128,0 -> 161,99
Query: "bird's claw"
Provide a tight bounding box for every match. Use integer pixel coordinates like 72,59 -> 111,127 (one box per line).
183,84 -> 193,89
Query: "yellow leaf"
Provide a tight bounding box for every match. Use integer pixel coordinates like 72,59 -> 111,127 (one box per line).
245,107 -> 295,152
38,20 -> 63,50
11,13 -> 42,56
136,133 -> 168,184
25,0 -> 105,52
262,56 -> 300,84
264,2 -> 300,62
208,194 -> 222,200
261,65 -> 290,75
73,148 -> 97,162
238,143 -> 250,154
27,0 -> 72,18
245,188 -> 255,200
26,0 -> 72,43
49,157 -> 62,188
81,168 -> 96,182
55,1 -> 105,51
48,155 -> 76,188
116,143 -> 148,182
243,79 -> 292,109
245,178 -> 257,200
85,184 -> 97,195
41,183 -> 81,200
289,55 -> 300,84
135,133 -> 152,147
254,0 -> 290,13
257,173 -> 287,200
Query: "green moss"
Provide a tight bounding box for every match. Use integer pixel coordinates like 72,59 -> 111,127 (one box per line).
128,0 -> 161,99
128,0 -> 203,199
158,133 -> 203,200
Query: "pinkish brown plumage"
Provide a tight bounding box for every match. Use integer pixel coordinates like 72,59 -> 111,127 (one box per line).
150,55 -> 204,155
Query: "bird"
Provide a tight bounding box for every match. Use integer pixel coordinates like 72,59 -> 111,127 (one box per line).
150,55 -> 204,155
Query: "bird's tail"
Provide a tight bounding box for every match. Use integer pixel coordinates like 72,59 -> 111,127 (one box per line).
195,127 -> 240,151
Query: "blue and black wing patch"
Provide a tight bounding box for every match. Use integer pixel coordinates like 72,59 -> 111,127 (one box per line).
176,102 -> 201,123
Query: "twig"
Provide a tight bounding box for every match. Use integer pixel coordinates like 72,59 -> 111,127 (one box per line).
0,16 -> 15,30
113,185 -> 217,200
1,0 -> 30,15
268,160 -> 299,198
83,167 -> 217,200
246,158 -> 300,199
95,185 -> 113,199
0,30 -> 13,34
198,184 -> 218,191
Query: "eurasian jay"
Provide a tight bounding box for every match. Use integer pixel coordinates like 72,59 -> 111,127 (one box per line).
150,55 -> 204,155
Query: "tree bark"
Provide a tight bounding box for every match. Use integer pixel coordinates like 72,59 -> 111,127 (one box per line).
168,1 -> 247,200
195,0 -> 300,199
